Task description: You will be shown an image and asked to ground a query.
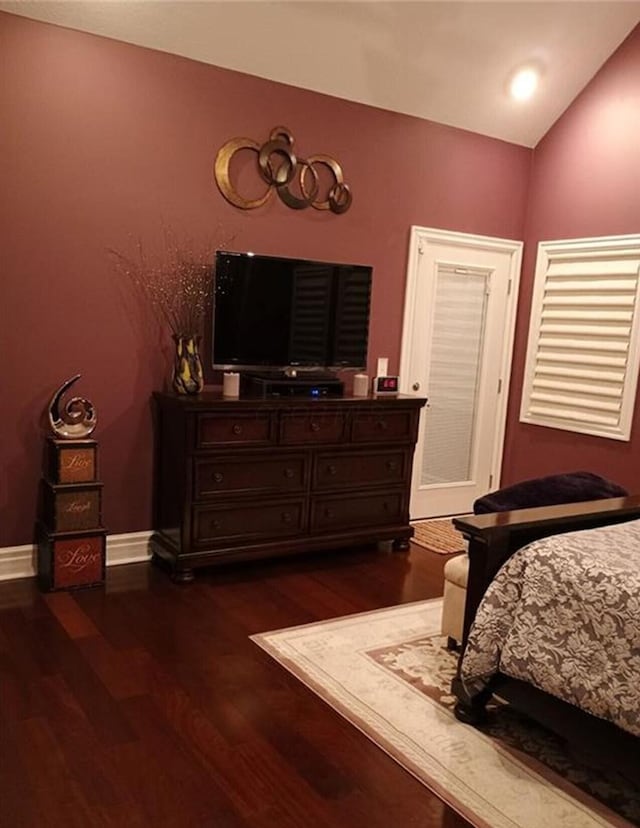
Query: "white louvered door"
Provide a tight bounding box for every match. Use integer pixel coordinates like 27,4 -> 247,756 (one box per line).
400,228 -> 522,519
419,267 -> 490,488
520,235 -> 640,441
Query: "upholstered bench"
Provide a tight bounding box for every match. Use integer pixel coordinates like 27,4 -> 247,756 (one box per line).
440,471 -> 628,648
442,552 -> 469,646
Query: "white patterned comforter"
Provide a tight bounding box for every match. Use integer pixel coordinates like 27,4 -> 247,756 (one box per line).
461,518 -> 640,737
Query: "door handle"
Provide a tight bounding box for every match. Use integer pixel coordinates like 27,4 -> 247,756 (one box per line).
412,382 -> 420,391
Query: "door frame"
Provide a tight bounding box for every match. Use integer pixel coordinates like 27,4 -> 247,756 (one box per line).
399,226 -> 523,505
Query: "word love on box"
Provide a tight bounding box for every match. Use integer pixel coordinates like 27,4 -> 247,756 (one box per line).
37,527 -> 106,591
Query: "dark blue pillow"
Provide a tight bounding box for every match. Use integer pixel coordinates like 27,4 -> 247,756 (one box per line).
473,471 -> 629,514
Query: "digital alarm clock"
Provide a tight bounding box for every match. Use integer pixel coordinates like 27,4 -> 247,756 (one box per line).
373,375 -> 399,395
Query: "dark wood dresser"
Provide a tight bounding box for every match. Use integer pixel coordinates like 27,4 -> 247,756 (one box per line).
152,391 -> 427,581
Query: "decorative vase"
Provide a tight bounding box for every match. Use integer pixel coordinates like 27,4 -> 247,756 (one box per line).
172,334 -> 204,395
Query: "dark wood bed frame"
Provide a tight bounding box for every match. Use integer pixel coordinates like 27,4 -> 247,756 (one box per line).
451,494 -> 640,780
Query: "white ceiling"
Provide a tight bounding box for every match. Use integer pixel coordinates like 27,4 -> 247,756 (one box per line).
2,1 -> 639,147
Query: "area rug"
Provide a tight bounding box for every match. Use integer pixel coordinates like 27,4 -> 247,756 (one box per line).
252,599 -> 638,828
411,517 -> 467,554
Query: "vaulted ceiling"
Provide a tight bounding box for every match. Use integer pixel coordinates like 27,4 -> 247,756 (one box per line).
2,1 -> 639,147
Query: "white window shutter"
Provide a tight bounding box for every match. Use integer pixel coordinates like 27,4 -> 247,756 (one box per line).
520,235 -> 640,441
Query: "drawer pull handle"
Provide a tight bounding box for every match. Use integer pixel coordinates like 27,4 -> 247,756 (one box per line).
376,420 -> 388,431
386,461 -> 398,472
213,472 -> 224,484
327,464 -> 337,476
310,422 -> 321,432
383,502 -> 390,511
283,468 -> 294,479
324,507 -> 334,519
281,511 -> 292,524
232,424 -> 243,435
210,519 -> 221,531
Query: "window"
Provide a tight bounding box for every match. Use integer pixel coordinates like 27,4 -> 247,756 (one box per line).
520,234 -> 640,441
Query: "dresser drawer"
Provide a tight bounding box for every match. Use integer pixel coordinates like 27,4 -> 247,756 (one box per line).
196,412 -> 274,448
313,449 -> 408,492
351,410 -> 414,443
194,454 -> 307,498
280,411 -> 347,445
310,490 -> 405,533
192,499 -> 305,546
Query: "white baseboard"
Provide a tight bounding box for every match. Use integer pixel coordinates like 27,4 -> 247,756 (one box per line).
0,531 -> 153,582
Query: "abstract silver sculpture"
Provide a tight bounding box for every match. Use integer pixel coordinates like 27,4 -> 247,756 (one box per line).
48,374 -> 97,439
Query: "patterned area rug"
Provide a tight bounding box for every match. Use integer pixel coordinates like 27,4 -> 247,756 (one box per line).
253,600 -> 638,828
411,518 -> 467,554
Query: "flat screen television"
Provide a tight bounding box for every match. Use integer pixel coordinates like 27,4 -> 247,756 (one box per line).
212,251 -> 372,371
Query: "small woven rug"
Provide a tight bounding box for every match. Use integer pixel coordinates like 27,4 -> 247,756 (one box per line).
411,518 -> 467,554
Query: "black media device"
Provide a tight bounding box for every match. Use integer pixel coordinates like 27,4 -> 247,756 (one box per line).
240,372 -> 344,399
212,251 -> 373,379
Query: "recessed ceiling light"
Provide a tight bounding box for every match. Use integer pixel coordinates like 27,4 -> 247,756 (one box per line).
510,66 -> 539,101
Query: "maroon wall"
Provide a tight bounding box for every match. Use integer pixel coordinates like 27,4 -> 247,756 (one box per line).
501,24 -> 640,494
0,12 -> 531,546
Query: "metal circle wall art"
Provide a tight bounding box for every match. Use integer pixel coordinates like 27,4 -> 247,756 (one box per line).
214,126 -> 352,215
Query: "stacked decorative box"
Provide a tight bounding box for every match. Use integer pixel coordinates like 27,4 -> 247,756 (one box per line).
37,438 -> 106,591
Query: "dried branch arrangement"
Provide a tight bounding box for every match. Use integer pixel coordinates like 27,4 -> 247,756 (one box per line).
109,226 -> 233,336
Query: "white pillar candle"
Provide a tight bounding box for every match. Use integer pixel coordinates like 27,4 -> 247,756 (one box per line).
223,372 -> 240,398
353,373 -> 369,397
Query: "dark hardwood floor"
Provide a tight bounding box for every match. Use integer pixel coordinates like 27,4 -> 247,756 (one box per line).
0,542 -> 472,827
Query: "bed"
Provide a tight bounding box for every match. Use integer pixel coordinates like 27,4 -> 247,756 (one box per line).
451,494 -> 640,776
